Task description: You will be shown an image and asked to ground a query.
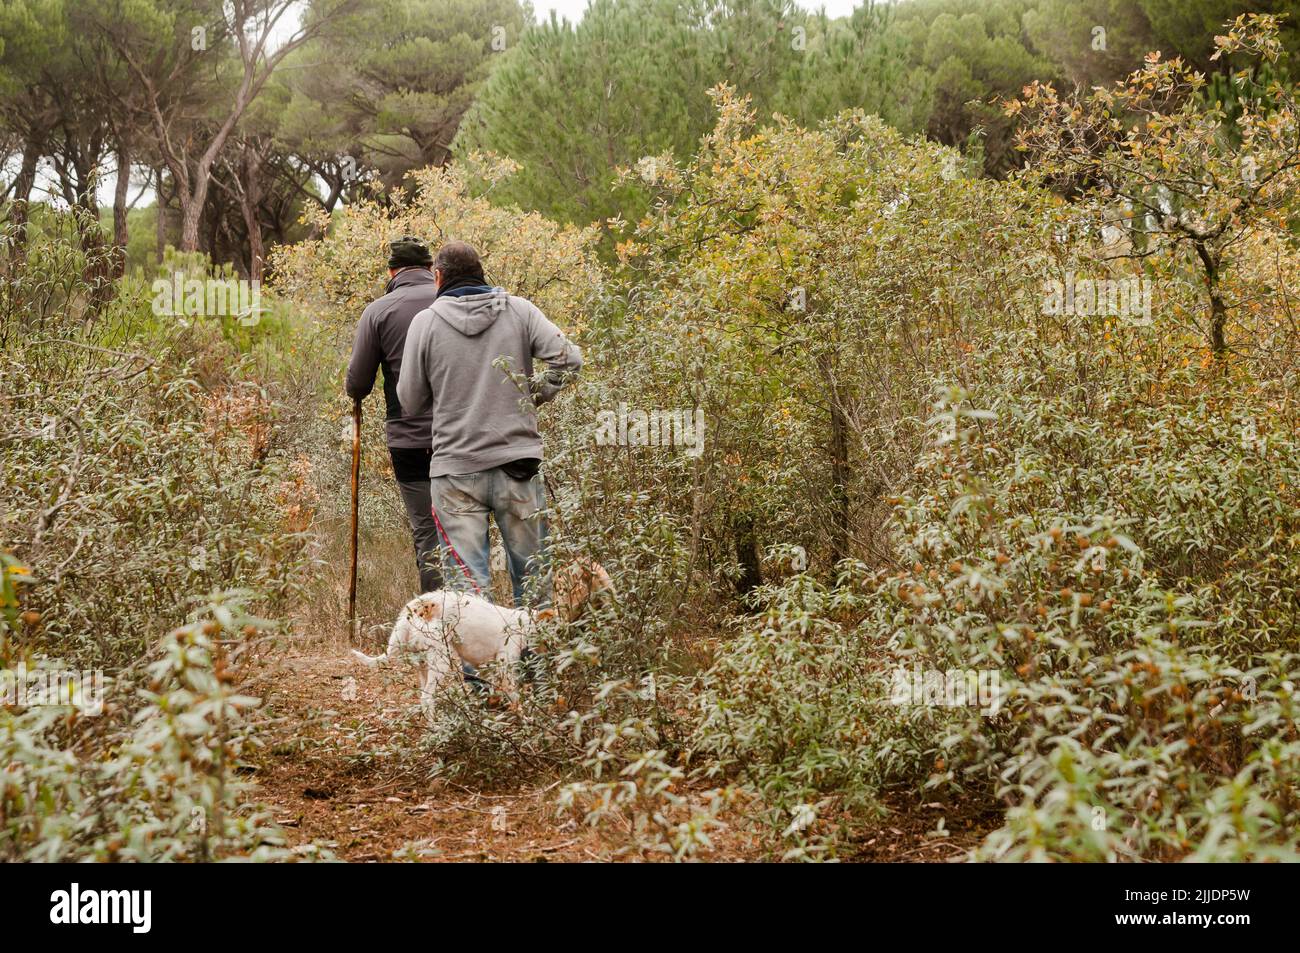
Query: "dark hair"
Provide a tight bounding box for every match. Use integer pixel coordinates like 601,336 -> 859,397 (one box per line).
433,241 -> 485,285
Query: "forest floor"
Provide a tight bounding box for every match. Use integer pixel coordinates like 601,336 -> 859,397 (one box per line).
244,640 -> 999,862
240,520 -> 998,861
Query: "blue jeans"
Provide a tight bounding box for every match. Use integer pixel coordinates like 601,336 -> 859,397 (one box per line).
430,465 -> 549,607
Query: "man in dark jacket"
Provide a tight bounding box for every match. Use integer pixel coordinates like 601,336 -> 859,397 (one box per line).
345,236 -> 443,593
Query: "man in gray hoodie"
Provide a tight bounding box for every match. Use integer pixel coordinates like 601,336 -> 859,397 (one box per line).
397,241 -> 581,605
345,237 -> 443,593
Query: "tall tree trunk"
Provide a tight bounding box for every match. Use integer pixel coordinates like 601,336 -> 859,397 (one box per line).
154,167 -> 168,265
1195,240 -> 1228,359
5,144 -> 42,275
238,148 -> 265,282
1208,289 -> 1228,358
178,155 -> 217,253
180,189 -> 202,253
112,146 -> 131,278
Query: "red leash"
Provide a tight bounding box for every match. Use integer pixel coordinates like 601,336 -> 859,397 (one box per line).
432,506 -> 483,595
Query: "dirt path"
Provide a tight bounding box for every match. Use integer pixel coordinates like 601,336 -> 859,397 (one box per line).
244,650 -> 613,861
242,643 -> 996,862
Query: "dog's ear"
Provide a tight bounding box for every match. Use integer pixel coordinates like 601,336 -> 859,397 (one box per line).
535,608 -> 557,622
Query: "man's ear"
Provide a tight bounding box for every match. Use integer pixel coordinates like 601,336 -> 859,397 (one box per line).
434,268 -> 443,288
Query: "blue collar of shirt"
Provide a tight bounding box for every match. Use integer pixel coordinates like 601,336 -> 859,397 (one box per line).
438,284 -> 496,298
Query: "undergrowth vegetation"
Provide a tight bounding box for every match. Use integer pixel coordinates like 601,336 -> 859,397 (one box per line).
4,15 -> 1299,864
1,218 -> 327,860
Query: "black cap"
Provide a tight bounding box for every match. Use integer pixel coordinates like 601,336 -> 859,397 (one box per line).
388,236 -> 433,269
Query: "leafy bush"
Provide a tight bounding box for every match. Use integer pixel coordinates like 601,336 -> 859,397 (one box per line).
2,215 -> 326,860
694,328 -> 1300,860
567,58 -> 1300,860
1,224 -> 316,668
1,595 -> 318,861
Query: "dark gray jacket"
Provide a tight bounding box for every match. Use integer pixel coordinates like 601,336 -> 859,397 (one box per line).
397,289 -> 582,477
345,268 -> 438,448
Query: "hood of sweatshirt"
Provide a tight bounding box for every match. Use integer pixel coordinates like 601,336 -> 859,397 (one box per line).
435,288 -> 509,337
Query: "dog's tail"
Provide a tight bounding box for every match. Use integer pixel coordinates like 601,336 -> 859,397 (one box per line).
350,648 -> 386,667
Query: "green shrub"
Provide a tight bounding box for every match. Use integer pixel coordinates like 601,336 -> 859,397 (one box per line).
2,224 -> 316,668
2,213 -> 327,860
695,332 -> 1300,860
1,595 -> 319,862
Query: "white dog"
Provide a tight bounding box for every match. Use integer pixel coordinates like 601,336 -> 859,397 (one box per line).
351,589 -> 553,714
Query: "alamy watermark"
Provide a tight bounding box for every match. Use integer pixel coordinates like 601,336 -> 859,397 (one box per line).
593,403 -> 706,457
888,663 -> 1002,716
50,884 -> 150,933
1,662 -> 105,716
151,272 -> 264,325
1042,272 -> 1153,325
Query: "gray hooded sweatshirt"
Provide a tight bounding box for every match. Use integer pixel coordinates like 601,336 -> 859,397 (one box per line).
396,289 -> 582,478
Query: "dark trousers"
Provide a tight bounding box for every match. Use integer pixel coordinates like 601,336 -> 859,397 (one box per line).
396,477 -> 442,593
390,447 -> 442,593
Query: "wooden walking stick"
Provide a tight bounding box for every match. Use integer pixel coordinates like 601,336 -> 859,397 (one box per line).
347,399 -> 362,639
